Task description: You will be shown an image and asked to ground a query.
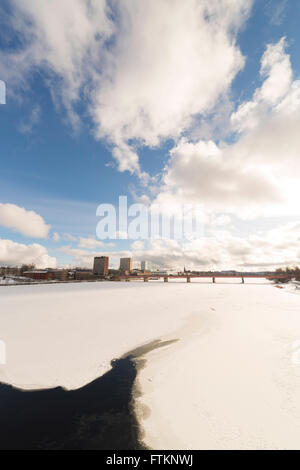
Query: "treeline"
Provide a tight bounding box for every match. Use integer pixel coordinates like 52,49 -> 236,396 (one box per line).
0,264 -> 36,276
275,267 -> 300,281
20,264 -> 36,274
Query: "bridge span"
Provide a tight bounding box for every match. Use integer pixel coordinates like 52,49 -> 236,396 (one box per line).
113,274 -> 292,284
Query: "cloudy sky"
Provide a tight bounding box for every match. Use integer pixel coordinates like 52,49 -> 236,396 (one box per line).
1,0 -> 300,271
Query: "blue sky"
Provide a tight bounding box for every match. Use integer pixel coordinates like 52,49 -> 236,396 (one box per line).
1,0 -> 300,270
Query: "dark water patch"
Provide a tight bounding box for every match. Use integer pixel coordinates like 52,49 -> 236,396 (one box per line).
0,357 -> 144,450
0,339 -> 178,450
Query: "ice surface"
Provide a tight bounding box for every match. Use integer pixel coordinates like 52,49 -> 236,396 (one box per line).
1,279 -> 300,449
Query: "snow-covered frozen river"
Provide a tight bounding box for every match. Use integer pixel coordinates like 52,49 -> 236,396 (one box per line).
1,279 -> 300,449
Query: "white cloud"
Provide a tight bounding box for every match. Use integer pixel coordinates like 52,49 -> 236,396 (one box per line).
78,237 -> 114,249
1,0 -> 252,175
2,0 -> 113,128
154,138 -> 281,219
53,232 -> 60,242
265,0 -> 287,26
131,240 -> 145,251
0,239 -> 56,268
141,223 -> 300,270
0,203 -> 50,238
60,222 -> 300,271
153,38 -> 300,220
62,233 -> 78,242
58,245 -> 120,268
91,0 -> 251,174
231,37 -> 292,132
18,105 -> 41,134
118,37 -> 300,270
259,37 -> 292,104
210,215 -> 232,227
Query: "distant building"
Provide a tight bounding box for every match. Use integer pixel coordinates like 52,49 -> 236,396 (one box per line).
108,268 -> 120,275
48,269 -> 68,281
141,261 -> 147,272
93,256 -> 109,275
120,258 -> 133,273
75,270 -> 95,281
23,271 -> 50,281
153,270 -> 168,276
23,269 -> 69,281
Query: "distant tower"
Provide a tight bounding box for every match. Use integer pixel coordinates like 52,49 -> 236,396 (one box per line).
120,258 -> 133,273
93,256 -> 109,275
141,261 -> 147,272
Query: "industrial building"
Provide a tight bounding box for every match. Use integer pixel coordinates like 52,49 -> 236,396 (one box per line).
75,270 -> 95,281
48,269 -> 68,281
23,270 -> 50,281
23,269 -> 69,281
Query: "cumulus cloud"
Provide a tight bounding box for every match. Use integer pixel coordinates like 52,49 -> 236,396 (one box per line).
91,0 -> 251,174
78,237 -> 114,249
1,0 -> 252,175
58,245 -> 118,268
210,215 -> 232,228
231,37 -> 292,132
0,203 -> 50,238
0,239 -> 56,268
1,0 -> 113,128
58,221 -> 300,271
155,139 -> 281,218
146,223 -> 300,270
130,240 -> 145,251
53,232 -> 60,242
152,38 -> 300,219
62,233 -> 78,242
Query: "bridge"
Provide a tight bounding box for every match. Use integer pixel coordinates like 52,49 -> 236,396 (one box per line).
112,273 -> 292,283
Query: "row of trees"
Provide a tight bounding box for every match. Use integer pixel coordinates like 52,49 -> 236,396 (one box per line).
20,264 -> 36,274
275,267 -> 300,281
0,264 -> 36,276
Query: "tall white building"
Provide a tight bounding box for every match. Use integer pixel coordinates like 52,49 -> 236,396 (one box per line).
141,261 -> 147,272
